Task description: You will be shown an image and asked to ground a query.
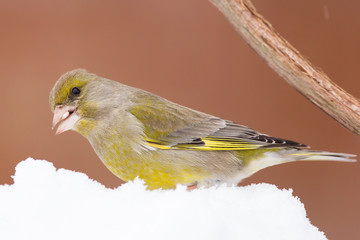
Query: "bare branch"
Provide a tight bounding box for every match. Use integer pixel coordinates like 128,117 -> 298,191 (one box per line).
209,0 -> 360,135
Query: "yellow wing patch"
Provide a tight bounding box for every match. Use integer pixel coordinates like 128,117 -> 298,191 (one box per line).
145,138 -> 172,150
145,137 -> 262,151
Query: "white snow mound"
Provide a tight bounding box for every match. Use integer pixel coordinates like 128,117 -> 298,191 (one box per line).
0,158 -> 326,240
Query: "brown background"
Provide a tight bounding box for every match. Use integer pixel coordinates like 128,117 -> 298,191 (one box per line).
1,0 -> 359,239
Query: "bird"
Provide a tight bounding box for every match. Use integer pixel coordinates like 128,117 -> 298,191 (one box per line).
49,69 -> 355,190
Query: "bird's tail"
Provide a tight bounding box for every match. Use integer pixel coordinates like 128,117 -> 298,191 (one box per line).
238,149 -> 356,181
290,150 -> 356,162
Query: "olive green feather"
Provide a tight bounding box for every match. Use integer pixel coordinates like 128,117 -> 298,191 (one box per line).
49,69 -> 356,189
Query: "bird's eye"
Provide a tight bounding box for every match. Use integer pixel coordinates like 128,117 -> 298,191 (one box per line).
71,87 -> 81,95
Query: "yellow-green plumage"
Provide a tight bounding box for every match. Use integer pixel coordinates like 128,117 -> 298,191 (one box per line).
49,69 -> 355,189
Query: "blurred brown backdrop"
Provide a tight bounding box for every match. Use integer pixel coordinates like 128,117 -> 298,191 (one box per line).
1,0 -> 359,239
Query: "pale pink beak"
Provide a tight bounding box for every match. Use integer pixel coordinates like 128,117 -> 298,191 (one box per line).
52,105 -> 81,135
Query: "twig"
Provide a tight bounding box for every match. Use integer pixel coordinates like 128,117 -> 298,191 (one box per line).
209,0 -> 360,135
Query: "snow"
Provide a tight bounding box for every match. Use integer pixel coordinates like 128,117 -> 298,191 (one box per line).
0,158 -> 326,240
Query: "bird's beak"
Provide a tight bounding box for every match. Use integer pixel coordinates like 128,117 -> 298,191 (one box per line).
52,105 -> 81,135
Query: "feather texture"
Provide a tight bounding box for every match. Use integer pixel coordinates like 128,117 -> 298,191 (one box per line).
49,69 -> 356,189
129,96 -> 307,151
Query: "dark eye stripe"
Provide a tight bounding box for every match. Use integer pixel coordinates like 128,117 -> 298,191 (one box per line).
71,87 -> 81,95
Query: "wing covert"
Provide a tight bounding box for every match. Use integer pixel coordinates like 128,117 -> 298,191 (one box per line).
129,91 -> 306,151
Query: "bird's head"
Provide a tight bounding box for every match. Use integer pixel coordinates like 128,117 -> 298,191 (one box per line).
49,69 -> 96,135
50,68 -> 126,137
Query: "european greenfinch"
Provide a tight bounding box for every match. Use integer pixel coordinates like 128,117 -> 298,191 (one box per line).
49,69 -> 355,189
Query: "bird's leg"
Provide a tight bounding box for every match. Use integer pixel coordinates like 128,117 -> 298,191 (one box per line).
186,184 -> 198,191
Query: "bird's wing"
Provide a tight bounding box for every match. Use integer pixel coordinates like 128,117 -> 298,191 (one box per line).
129,95 -> 306,151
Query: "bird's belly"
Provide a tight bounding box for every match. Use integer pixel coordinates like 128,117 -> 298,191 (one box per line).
100,149 -> 213,189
